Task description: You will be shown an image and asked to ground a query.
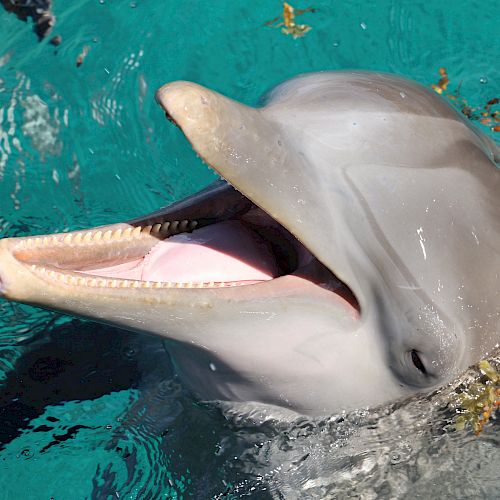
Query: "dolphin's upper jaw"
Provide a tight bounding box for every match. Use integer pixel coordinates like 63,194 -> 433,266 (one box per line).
0,186 -> 359,315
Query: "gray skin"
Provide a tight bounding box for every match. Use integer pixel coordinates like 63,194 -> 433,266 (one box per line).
0,71 -> 499,416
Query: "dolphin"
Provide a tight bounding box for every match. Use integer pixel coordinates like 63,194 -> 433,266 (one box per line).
0,71 -> 498,415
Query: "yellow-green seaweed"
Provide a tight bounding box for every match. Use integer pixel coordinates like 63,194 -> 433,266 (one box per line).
454,360 -> 500,435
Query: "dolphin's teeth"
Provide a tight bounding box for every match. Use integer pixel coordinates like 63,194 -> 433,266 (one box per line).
186,281 -> 193,288
103,230 -> 112,242
170,221 -> 179,233
93,231 -> 102,243
89,278 -> 97,287
74,233 -> 83,244
119,280 -> 130,288
68,276 -> 78,285
42,237 -> 50,246
77,277 -> 86,286
25,238 -> 33,248
64,234 -> 72,244
83,232 -> 93,243
113,228 -> 123,240
188,221 -> 198,231
47,270 -> 56,278
179,220 -> 189,232
159,222 -> 170,238
142,225 -> 153,235
131,281 -> 140,288
152,282 -> 162,288
96,279 -> 106,287
123,227 -> 133,238
208,281 -> 215,288
35,238 -> 43,247
142,281 -> 152,288
132,226 -> 142,238
110,279 -> 118,288
152,223 -> 162,234
51,236 -> 60,245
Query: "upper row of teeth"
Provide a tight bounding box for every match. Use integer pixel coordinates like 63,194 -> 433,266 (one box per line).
29,265 -> 243,289
17,220 -> 197,248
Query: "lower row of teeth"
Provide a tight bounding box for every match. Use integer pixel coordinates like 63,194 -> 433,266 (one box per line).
29,265 -> 259,289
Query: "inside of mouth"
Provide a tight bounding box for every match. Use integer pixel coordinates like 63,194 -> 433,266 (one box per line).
13,198 -> 359,311
83,213 -> 299,286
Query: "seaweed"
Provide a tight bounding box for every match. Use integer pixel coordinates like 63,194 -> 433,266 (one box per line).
265,2 -> 315,39
454,360 -> 500,436
431,68 -> 499,133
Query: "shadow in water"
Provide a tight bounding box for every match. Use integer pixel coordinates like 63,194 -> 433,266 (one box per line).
0,318 -> 171,450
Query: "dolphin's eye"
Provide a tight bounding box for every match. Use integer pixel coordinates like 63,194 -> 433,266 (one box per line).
410,350 -> 427,375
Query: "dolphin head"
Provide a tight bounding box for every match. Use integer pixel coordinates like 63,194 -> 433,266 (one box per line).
1,71 -> 499,415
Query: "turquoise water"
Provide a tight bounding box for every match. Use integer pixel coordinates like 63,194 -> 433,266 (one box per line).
0,0 -> 499,498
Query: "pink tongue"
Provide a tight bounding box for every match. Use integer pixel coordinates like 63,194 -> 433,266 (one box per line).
141,220 -> 278,283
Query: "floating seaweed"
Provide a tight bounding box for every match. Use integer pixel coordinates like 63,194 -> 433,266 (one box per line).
76,46 -> 90,68
431,68 -> 499,133
431,67 -> 449,94
454,360 -> 500,436
265,2 -> 315,39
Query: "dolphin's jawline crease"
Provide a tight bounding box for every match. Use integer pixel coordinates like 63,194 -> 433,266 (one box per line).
0,71 -> 498,415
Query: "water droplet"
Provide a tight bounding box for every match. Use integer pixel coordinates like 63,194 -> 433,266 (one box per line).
20,448 -> 33,459
479,76 -> 488,84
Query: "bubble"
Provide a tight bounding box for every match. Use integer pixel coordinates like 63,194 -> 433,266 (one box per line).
479,76 -> 488,84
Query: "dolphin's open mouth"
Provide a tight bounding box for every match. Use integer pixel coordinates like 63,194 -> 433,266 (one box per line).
0,182 -> 358,312
0,79 -> 362,317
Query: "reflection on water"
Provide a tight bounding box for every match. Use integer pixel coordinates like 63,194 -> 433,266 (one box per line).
0,0 -> 499,497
